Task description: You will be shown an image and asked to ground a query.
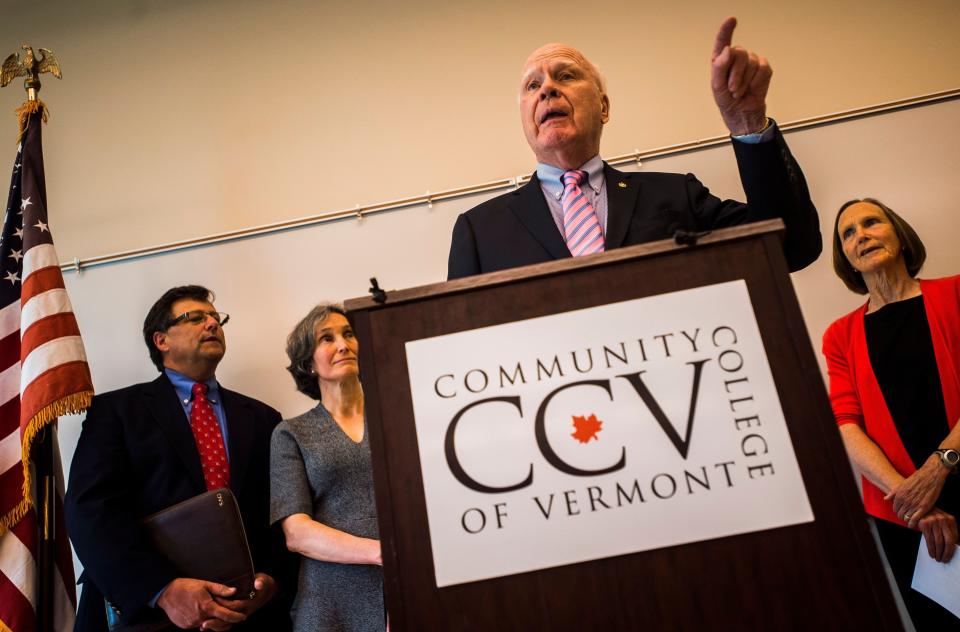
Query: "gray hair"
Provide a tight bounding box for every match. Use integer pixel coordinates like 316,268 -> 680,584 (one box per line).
285,303 -> 347,400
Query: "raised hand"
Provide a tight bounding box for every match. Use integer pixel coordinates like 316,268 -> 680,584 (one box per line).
710,16 -> 772,136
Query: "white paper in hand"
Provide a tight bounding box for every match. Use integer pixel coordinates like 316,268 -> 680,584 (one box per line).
911,535 -> 960,619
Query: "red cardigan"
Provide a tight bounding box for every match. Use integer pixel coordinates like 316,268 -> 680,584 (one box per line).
822,275 -> 960,525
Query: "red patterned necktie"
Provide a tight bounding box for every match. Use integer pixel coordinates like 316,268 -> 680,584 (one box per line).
561,169 -> 605,256
189,382 -> 230,490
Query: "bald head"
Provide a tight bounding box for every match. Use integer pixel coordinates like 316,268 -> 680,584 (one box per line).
522,43 -> 606,93
518,43 -> 610,170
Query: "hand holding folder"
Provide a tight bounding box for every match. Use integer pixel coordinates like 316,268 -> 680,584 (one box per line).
107,488 -> 257,631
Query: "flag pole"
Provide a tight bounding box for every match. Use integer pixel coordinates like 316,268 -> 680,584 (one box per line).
35,426 -> 55,632
23,63 -> 53,632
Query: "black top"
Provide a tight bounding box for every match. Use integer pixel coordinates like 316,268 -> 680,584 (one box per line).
865,294 -> 959,516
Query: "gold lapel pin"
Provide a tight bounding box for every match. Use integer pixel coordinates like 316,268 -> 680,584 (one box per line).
618,181 -> 627,188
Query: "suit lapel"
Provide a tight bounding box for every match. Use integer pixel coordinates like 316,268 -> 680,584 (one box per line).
603,163 -> 642,249
221,387 -> 252,495
146,374 -> 206,491
507,173 -> 572,261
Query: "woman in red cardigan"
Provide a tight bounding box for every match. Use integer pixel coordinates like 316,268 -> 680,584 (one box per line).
822,198 -> 960,627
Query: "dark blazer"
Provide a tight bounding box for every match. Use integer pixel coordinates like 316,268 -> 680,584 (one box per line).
447,126 -> 821,279
65,374 -> 292,631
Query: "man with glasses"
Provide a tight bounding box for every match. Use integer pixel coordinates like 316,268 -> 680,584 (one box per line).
66,285 -> 292,631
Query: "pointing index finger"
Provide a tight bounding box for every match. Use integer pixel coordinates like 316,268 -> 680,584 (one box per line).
712,16 -> 737,60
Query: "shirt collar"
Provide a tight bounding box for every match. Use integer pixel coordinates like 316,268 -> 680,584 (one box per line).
536,155 -> 605,200
165,368 -> 220,405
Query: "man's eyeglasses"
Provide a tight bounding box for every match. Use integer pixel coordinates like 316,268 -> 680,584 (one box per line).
163,310 -> 230,330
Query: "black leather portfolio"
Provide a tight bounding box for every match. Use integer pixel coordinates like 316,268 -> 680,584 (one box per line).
106,487 -> 256,631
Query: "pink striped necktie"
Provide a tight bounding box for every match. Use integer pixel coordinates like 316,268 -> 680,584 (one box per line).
561,170 -> 605,256
190,382 -> 230,490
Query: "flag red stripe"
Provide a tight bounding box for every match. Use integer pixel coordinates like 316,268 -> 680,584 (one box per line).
0,466 -> 24,520
20,362 -> 92,429
0,570 -> 36,631
20,266 -> 65,304
0,397 -> 18,436
0,332 -> 18,373
20,312 -> 82,359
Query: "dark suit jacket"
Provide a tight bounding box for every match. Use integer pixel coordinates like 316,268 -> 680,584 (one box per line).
65,374 -> 292,631
447,126 -> 821,279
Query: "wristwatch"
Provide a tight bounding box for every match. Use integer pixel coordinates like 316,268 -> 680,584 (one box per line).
934,449 -> 960,472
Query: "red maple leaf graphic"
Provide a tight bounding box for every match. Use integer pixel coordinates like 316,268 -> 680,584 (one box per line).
571,413 -> 603,444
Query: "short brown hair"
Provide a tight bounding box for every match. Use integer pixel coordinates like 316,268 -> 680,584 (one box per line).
285,303 -> 348,400
832,198 -> 926,295
143,285 -> 215,372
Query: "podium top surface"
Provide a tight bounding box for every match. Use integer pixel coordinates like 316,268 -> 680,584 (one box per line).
344,219 -> 784,312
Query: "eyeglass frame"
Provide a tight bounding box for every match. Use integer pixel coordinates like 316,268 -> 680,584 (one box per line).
162,310 -> 230,331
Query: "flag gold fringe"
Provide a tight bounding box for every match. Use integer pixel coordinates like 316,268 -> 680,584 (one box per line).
0,390 -> 93,536
15,100 -> 47,143
0,618 -> 13,632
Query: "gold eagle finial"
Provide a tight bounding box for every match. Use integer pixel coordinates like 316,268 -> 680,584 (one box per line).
1,44 -> 62,99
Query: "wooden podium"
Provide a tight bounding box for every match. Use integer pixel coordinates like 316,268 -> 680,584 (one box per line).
345,220 -> 902,631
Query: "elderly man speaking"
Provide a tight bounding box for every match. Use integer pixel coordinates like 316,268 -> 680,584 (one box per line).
447,17 -> 821,279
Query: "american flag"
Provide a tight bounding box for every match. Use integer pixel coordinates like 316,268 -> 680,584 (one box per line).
0,104 -> 93,630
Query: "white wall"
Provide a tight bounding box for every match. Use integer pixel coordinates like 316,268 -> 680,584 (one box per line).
5,0 -> 958,583
1,0 -> 958,259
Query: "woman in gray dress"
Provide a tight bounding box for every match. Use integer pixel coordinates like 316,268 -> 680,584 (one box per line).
270,304 -> 384,631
